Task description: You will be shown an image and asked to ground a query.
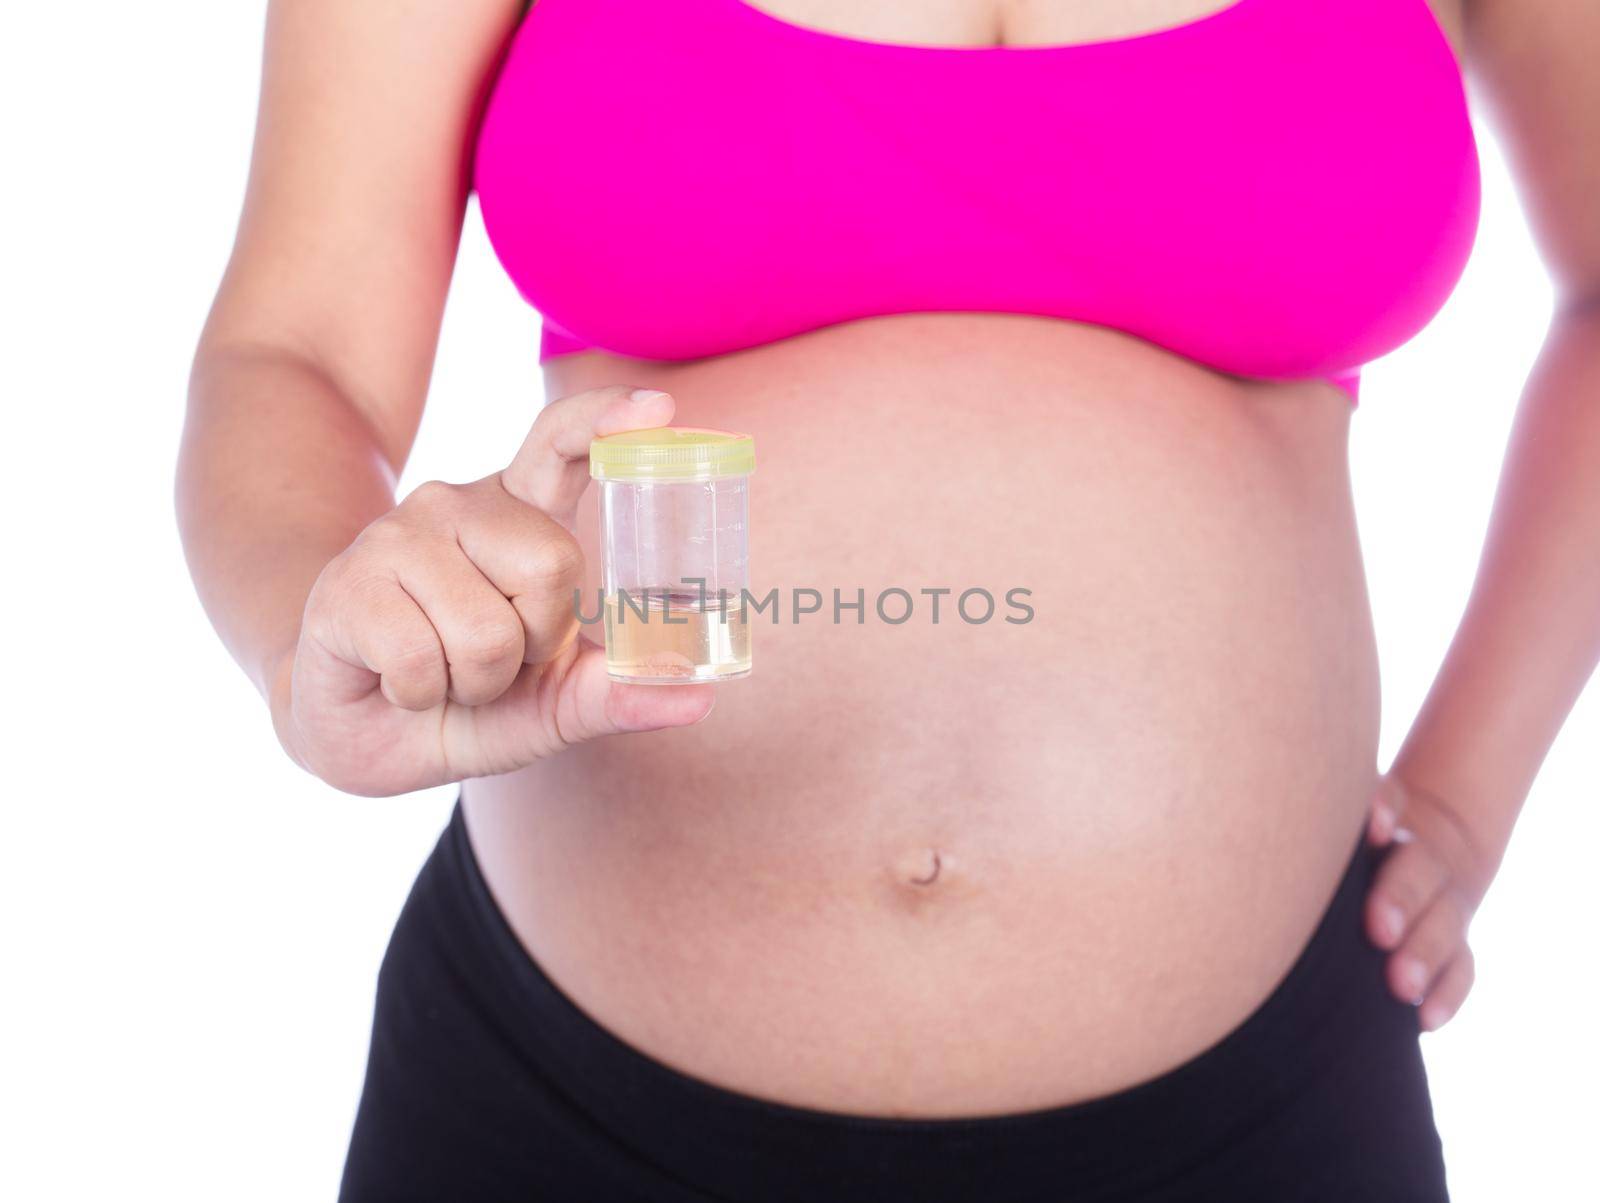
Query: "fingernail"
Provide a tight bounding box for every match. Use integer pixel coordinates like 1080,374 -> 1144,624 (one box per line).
1379,903 -> 1404,945
629,388 -> 670,404
1398,956 -> 1427,1003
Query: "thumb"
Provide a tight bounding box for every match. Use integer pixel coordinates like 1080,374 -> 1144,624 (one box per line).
553,638 -> 716,745
459,638 -> 713,772
500,385 -> 676,526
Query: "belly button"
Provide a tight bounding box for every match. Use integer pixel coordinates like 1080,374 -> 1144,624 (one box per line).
894,847 -> 944,888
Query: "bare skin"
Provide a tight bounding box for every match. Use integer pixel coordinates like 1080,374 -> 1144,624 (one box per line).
180,0 -> 1600,1117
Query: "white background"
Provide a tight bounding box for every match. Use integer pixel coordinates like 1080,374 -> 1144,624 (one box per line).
3,3 -> 1595,1199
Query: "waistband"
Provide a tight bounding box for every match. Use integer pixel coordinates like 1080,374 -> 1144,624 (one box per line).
442,803 -> 1391,1201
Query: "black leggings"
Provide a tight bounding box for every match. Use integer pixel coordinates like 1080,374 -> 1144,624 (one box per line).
340,804 -> 1449,1202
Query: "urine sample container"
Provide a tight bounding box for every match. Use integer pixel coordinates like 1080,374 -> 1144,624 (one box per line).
589,427 -> 755,684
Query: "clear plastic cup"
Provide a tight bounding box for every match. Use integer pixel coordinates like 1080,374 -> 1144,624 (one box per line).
588,427 -> 755,684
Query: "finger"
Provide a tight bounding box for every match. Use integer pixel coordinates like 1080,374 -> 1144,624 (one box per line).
1365,839 -> 1450,950
1366,800 -> 1396,846
1367,775 -> 1405,846
315,568 -> 448,711
501,385 -> 677,526
1388,888 -> 1470,1005
1419,949 -> 1475,1032
458,637 -> 714,768
455,486 -> 587,665
552,637 -> 717,745
392,538 -> 527,707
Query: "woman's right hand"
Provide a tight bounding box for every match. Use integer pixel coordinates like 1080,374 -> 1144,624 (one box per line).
272,385 -> 714,796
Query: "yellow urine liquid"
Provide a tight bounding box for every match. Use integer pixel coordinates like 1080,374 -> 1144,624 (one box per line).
603,589 -> 752,683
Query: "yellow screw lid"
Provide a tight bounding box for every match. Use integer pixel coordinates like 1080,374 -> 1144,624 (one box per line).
589,426 -> 756,482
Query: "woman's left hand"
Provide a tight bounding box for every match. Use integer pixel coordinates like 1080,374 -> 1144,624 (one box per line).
1364,773 -> 1497,1031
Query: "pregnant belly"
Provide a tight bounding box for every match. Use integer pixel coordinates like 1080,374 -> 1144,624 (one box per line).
462,312 -> 1383,1116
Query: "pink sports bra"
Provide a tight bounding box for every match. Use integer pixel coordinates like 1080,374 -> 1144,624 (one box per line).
473,0 -> 1481,403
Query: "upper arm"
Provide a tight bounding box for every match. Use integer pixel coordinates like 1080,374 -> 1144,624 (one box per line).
199,0 -> 527,464
1463,0 -> 1600,306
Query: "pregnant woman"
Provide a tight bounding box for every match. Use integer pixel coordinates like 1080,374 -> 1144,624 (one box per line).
179,0 -> 1599,1198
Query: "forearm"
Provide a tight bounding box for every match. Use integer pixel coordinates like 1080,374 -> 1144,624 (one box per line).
177,342 -> 401,701
1392,299 -> 1600,867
